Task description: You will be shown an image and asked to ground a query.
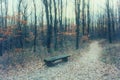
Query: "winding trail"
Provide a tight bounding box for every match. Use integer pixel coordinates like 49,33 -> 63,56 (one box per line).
1,41 -> 120,80
80,41 -> 102,63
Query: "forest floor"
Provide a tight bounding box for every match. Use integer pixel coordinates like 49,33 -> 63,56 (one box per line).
0,40 -> 120,80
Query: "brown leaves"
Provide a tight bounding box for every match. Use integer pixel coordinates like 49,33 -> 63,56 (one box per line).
81,35 -> 89,42
0,38 -> 4,41
58,32 -> 76,36
0,28 -> 13,39
5,15 -> 27,24
4,31 -> 12,36
14,48 -> 24,53
25,32 -> 35,42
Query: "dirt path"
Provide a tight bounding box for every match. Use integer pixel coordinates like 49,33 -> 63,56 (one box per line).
1,41 -> 120,80
80,41 -> 102,63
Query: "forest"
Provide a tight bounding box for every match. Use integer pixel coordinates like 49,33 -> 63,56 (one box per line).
0,0 -> 120,80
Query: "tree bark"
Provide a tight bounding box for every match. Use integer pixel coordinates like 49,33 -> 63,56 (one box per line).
53,0 -> 58,51
106,0 -> 112,43
33,0 -> 37,52
75,0 -> 81,49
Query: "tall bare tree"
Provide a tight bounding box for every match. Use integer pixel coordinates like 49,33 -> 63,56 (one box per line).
75,0 -> 81,49
17,0 -> 22,30
87,0 -> 90,34
58,0 -> 63,47
43,0 -> 53,53
0,0 -> 4,27
16,0 -> 23,48
64,0 -> 67,31
22,2 -> 28,38
53,0 -> 58,50
106,0 -> 112,43
33,0 -> 37,52
4,0 -> 8,28
82,0 -> 85,35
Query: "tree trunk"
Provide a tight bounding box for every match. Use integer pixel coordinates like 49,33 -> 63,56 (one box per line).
75,0 -> 81,49
106,0 -> 112,43
5,0 -> 8,28
87,0 -> 90,34
43,0 -> 52,53
53,0 -> 58,51
82,0 -> 85,35
33,0 -> 37,52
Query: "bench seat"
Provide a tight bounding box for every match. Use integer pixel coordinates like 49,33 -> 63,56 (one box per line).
44,54 -> 70,66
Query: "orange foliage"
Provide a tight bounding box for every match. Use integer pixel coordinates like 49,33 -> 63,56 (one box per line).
25,32 -> 34,42
58,32 -> 76,36
2,27 -> 13,36
81,35 -> 90,42
5,15 -> 27,24
66,24 -> 76,33
5,25 -> 17,30
0,38 -> 4,41
4,31 -> 12,36
5,15 -> 11,19
20,20 -> 27,24
0,29 -> 4,33
14,48 -> 24,53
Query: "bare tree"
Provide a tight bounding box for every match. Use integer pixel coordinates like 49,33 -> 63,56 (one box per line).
0,0 -> 4,27
33,0 -> 37,52
48,0 -> 53,52
40,6 -> 45,46
82,0 -> 85,35
118,2 -> 120,37
43,0 -> 53,53
17,0 -> 22,30
15,0 -> 23,49
110,1 -> 116,39
106,0 -> 112,43
75,0 -> 81,49
64,0 -> 67,31
58,0 -> 63,47
22,2 -> 28,38
53,0 -> 58,50
0,0 -> 3,56
87,0 -> 90,34
4,0 -> 8,28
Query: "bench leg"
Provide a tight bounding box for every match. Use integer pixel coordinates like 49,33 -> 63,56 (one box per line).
62,57 -> 68,62
45,61 -> 54,67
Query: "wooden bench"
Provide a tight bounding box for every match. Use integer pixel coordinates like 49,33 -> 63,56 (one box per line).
44,54 -> 70,67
